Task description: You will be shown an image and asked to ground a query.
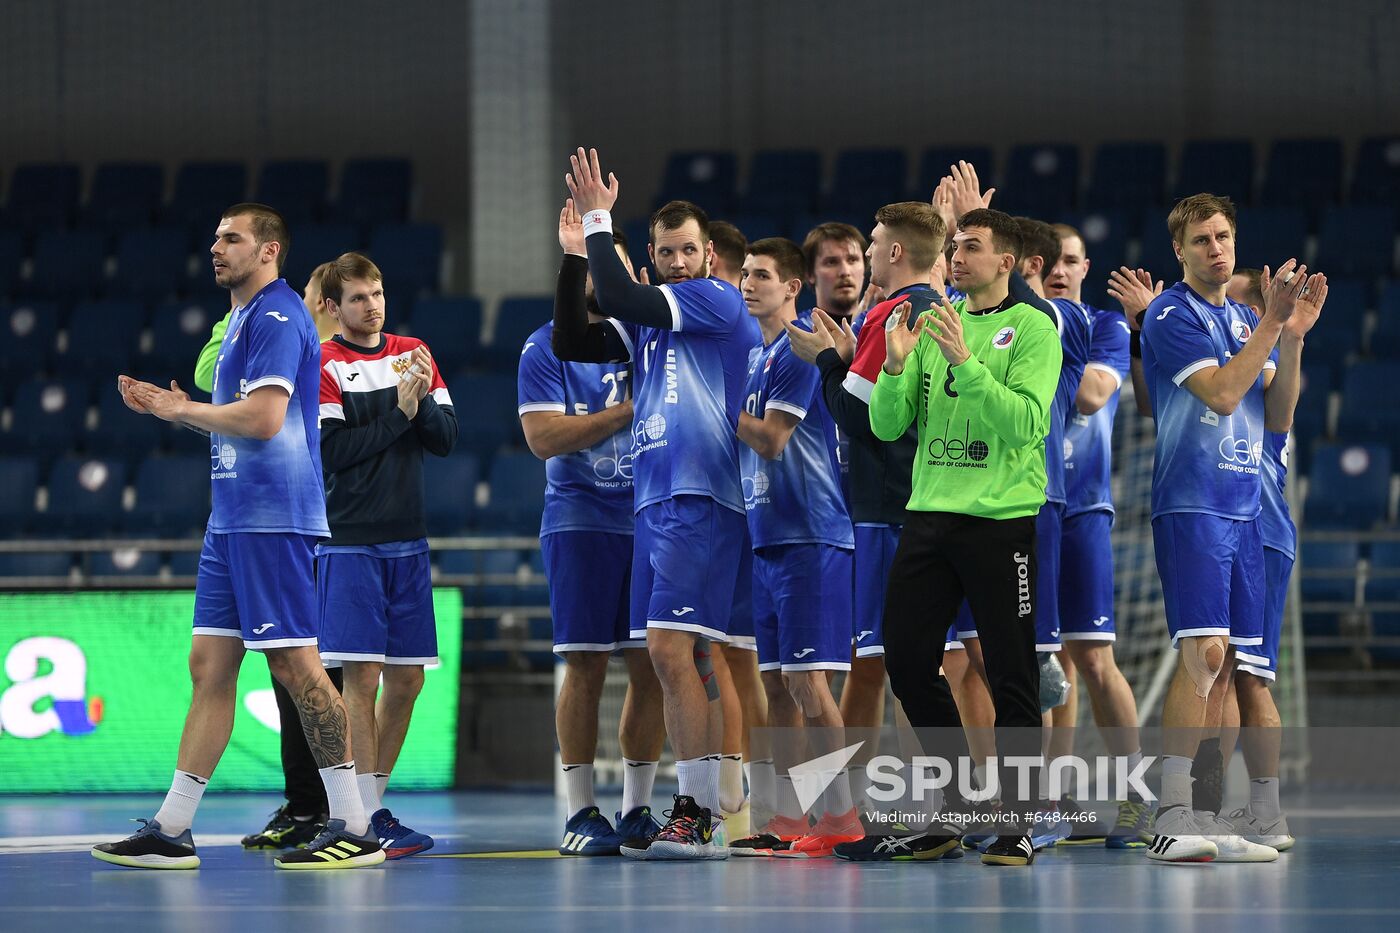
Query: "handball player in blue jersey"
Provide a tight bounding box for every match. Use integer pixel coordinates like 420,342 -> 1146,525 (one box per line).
101,205 -> 382,871
730,238 -> 859,858
525,221 -> 667,855
1140,193 -> 1326,863
1045,223 -> 1148,846
556,149 -> 752,860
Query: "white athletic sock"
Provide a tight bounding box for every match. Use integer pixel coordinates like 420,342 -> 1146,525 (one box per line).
621,759 -> 658,816
821,769 -> 855,817
1160,755 -> 1194,811
676,756 -> 721,814
320,763 -> 368,836
153,770 -> 208,836
357,772 -> 382,816
848,758 -> 871,806
375,772 -> 390,803
776,773 -> 804,821
743,761 -> 752,795
1250,777 -> 1281,821
562,762 -> 596,816
750,759 -> 776,822
720,754 -> 745,813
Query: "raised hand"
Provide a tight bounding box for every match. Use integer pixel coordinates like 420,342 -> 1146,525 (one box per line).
1107,266 -> 1163,331
636,266 -> 650,286
857,282 -> 886,314
1260,259 -> 1307,328
947,160 -> 995,219
926,294 -> 971,366
815,308 -> 856,363
932,176 -> 956,236
565,148 -> 619,216
882,301 -> 927,376
1283,272 -> 1328,340
558,198 -> 586,256
784,310 -> 836,365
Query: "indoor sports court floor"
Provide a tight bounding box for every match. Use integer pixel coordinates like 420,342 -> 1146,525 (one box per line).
3,789 -> 1399,932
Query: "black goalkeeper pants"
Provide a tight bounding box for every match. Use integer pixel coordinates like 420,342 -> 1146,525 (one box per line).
273,665 -> 344,817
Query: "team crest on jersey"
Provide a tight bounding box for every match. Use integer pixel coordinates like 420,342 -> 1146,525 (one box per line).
992,326 -> 1016,349
1232,320 -> 1252,342
392,357 -> 413,375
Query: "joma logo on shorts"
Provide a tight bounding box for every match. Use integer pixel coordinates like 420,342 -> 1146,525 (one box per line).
1014,552 -> 1031,617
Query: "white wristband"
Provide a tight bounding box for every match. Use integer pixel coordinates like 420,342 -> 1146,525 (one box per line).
582,209 -> 613,238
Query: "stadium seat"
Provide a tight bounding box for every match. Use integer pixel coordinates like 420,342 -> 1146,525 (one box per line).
44,455 -> 127,535
825,149 -> 908,218
90,390 -> 171,468
620,218 -> 653,273
746,150 -> 822,220
403,296 -> 482,373
86,162 -> 165,231
146,300 -> 224,374
721,213 -> 786,244
1233,207 -> 1308,273
110,227 -> 190,301
87,543 -> 163,578
1002,143 -> 1079,218
913,146 -> 996,203
488,296 -> 554,370
1314,205 -> 1396,278
1059,210 -> 1129,308
1136,207 -> 1179,285
1291,364 -> 1333,469
5,163 -> 82,233
281,223 -> 360,292
124,455 -> 210,535
1303,442 -> 1391,528
1335,362 -> 1400,457
451,371 -> 520,451
1370,282 -> 1400,358
255,159 -> 329,225
0,228 -> 22,299
27,228 -> 107,301
0,552 -> 74,580
1350,136 -> 1400,210
0,458 -> 39,532
472,549 -> 529,606
1299,539 -> 1361,604
1,302 -> 59,388
165,161 -> 248,230
0,379 -> 91,463
421,452 -> 479,535
1366,540 -> 1400,602
1175,139 -> 1255,205
1084,142 -> 1167,214
337,158 -> 414,228
63,300 -> 147,372
479,451 -> 546,533
656,150 -> 738,217
369,223 -> 443,296
168,550 -> 201,577
1260,138 -> 1343,215
1295,277 -> 1366,372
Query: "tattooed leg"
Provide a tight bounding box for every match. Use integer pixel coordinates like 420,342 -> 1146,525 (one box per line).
266,646 -> 353,767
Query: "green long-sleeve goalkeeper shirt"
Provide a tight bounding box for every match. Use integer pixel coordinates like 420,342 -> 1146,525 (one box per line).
193,311 -> 232,393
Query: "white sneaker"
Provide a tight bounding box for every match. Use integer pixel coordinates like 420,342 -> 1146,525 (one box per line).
1226,806 -> 1294,852
1144,804 -> 1217,862
1196,810 -> 1278,862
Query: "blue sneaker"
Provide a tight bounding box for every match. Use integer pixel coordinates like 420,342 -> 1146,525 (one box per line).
91,818 -> 199,870
370,808 -> 434,859
614,805 -> 662,849
558,807 -> 623,856
1030,802 -> 1073,851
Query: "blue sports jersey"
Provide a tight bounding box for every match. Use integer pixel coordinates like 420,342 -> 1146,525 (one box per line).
1259,431 -> 1296,559
208,279 -> 328,537
517,321 -> 634,536
1045,298 -> 1092,505
1065,307 -> 1132,516
740,314 -> 854,550
610,277 -> 751,514
1141,282 -> 1278,521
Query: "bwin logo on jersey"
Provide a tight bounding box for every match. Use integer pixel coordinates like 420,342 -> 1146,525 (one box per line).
664,348 -> 680,404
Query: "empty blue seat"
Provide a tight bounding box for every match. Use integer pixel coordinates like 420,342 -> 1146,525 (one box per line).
27,229 -> 106,301
480,451 -> 546,533
168,550 -> 201,576
1233,207 -> 1308,273
255,160 -> 329,224
146,300 -> 224,374
6,163 -> 81,232
1260,139 -> 1343,214
1336,362 -> 1400,455
913,146 -> 996,203
0,228 -> 23,299
656,150 -> 738,216
1296,278 -> 1366,371
0,379 -> 91,461
825,149 -> 908,217
0,458 -> 39,531
721,214 -> 785,244
86,162 -> 165,231
0,552 -> 73,579
88,545 -> 163,578
453,371 -> 520,451
64,300 -> 146,371
489,296 -> 554,369
746,150 -> 822,219
422,453 -> 479,535
110,227 -> 190,301
1350,136 -> 1400,209
125,455 -> 210,534
1002,143 -> 1079,217
1059,211 -> 1129,308
1084,142 -> 1167,214
404,296 -> 481,372
165,162 -> 248,230
1175,139 -> 1255,205
90,390 -> 170,467
1136,206 -> 1180,285
337,158 -> 413,228
1303,443 -> 1391,528
369,223 -> 442,296
45,455 -> 127,535
1370,282 -> 1400,358
1291,365 -> 1333,468
1298,540 -> 1361,604
1,302 -> 58,387
473,549 -> 528,606
1366,540 -> 1400,603
1314,205 -> 1396,278
282,223 -> 359,292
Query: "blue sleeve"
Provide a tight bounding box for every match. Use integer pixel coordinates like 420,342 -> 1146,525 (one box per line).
518,330 -> 568,413
765,342 -> 821,419
1090,312 -> 1132,380
243,304 -> 305,394
659,278 -> 744,337
1142,295 -> 1217,387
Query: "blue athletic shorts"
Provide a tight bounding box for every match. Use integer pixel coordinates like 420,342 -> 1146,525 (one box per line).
1152,513 -> 1265,649
1060,509 -> 1117,642
316,546 -> 437,664
943,601 -> 980,651
853,523 -> 901,657
1237,547 -> 1293,681
754,543 -> 853,672
193,531 -> 319,650
1035,501 -> 1064,652
541,531 -> 639,654
629,495 -> 745,643
728,544 -> 757,651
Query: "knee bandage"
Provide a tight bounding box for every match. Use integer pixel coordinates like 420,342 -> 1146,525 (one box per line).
1180,636 -> 1226,699
693,639 -> 720,701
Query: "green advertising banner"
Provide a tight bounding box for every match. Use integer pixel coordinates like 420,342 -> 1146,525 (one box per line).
0,589 -> 461,792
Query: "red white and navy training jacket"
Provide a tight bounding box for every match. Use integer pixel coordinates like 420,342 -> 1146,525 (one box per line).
318,333 -> 457,545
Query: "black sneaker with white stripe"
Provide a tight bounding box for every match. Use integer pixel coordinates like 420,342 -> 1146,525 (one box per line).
273,818 -> 385,870
91,818 -> 200,870
981,823 -> 1035,866
833,824 -> 963,862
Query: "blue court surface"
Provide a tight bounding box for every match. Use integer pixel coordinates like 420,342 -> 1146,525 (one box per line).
3,789 -> 1399,933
